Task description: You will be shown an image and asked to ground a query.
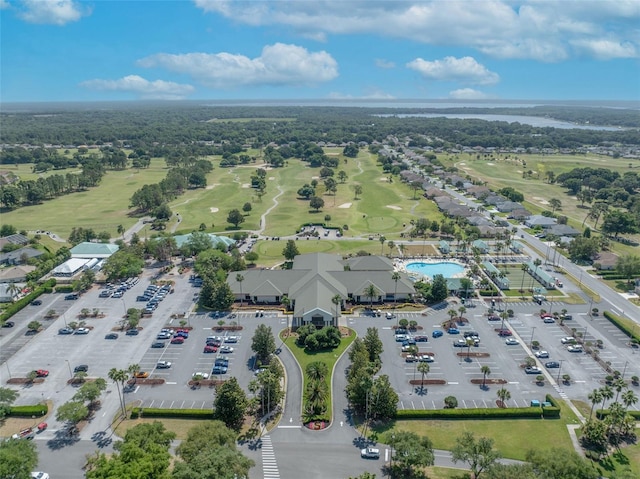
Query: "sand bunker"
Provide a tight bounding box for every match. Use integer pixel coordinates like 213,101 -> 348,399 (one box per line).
487,162 -> 495,166
533,197 -> 549,205
268,177 -> 275,180
205,183 -> 220,190
210,207 -> 219,213
338,203 -> 352,209
380,177 -> 390,182
386,205 -> 402,211
241,183 -> 251,188
458,162 -> 466,166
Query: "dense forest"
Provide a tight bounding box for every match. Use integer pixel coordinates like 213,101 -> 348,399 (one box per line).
1,105 -> 639,152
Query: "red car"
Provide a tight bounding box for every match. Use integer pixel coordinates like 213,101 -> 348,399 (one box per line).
203,345 -> 217,353
497,329 -> 512,337
33,369 -> 49,377
170,337 -> 184,344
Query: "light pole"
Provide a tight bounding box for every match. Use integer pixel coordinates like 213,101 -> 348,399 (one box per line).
557,360 -> 564,383
5,360 -> 11,379
65,360 -> 72,378
529,327 -> 536,349
622,360 -> 629,380
390,433 -> 395,478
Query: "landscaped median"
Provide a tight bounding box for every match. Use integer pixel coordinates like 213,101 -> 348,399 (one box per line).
280,326 -> 355,429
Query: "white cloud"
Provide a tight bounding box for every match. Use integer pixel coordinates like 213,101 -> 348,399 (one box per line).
192,1 -> 640,62
0,0 -> 10,10
375,59 -> 395,69
80,75 -> 195,100
18,0 -> 89,25
449,88 -> 490,100
138,43 -> 338,88
407,56 -> 499,85
571,38 -> 637,60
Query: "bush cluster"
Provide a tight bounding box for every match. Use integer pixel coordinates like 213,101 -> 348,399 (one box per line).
396,407 -> 545,420
296,324 -> 341,351
9,404 -> 48,417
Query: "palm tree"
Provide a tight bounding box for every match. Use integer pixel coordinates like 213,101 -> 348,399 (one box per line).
588,388 -> 603,419
612,378 -> 626,403
466,337 -> 475,360
458,306 -> 466,320
520,263 -> 529,299
281,295 -> 291,332
600,386 -> 614,411
417,362 -> 430,393
331,294 -> 342,327
481,365 -> 491,389
6,283 -> 20,301
108,368 -> 129,418
496,388 -> 511,408
392,272 -> 401,319
364,284 -> 380,309
499,311 -> 508,332
306,362 -> 328,382
531,258 -> 542,291
236,273 -> 244,308
379,236 -> 386,255
127,363 -> 140,383
621,390 -> 638,412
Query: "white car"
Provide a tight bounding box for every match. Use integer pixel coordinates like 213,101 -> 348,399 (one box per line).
361,447 -> 380,459
31,473 -> 50,479
560,336 -> 576,344
417,354 -> 434,362
568,345 -> 583,353
192,372 -> 209,379
156,361 -> 172,369
505,338 -> 519,345
160,328 -> 174,334
73,328 -> 90,335
534,350 -> 549,358
219,346 -> 234,354
224,336 -> 239,343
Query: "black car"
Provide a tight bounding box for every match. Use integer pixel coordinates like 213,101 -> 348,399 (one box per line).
125,329 -> 139,336
2,321 -> 14,328
151,341 -> 166,348
74,364 -> 89,373
136,296 -> 150,302
30,300 -> 43,306
65,293 -> 79,300
105,333 -> 119,339
545,361 -> 561,369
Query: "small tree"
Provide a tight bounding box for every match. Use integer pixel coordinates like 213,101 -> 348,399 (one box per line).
496,388 -> 511,407
213,377 -> 248,432
452,431 -> 501,479
444,396 -> 458,409
27,321 -> 41,333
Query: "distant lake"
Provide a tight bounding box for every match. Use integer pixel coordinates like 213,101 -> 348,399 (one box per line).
373,113 -> 623,131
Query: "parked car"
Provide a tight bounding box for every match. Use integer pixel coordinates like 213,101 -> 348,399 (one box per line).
99,291 -> 112,298
64,293 -> 78,300
170,337 -> 185,344
134,371 -> 149,378
561,336 -> 576,344
73,328 -> 90,335
447,328 -> 460,335
414,335 -> 428,342
151,341 -> 166,348
33,369 -> 49,377
104,333 -> 119,339
211,366 -> 228,375
497,329 -> 512,336
417,354 -> 434,362
160,328 -> 175,334
2,321 -> 15,328
30,300 -> 43,306
545,361 -> 560,368
31,472 -> 49,479
156,361 -> 172,369
219,346 -> 234,353
157,332 -> 171,340
505,338 -> 519,345
174,331 -> 189,338
463,331 -> 479,338
524,366 -> 542,374
431,330 -> 444,338
203,345 -> 217,353
567,345 -> 583,353
214,358 -> 229,367
395,334 -> 408,342
192,372 -> 209,379
487,315 -> 501,321
361,447 -> 380,459
543,317 -> 555,323
402,338 -> 416,346
58,327 -> 74,335
224,336 -> 239,343
74,364 -> 88,373
125,329 -> 139,336
534,350 -> 549,358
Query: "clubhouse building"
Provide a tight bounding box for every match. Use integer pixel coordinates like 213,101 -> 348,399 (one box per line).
226,253 -> 416,328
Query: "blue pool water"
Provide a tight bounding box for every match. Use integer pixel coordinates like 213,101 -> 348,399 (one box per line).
406,261 -> 465,278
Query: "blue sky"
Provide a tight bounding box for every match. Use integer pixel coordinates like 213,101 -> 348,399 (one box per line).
1,0 -> 639,102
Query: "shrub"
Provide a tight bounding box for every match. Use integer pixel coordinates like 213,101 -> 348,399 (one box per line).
395,407 -> 542,419
9,404 -> 48,417
130,408 -> 213,419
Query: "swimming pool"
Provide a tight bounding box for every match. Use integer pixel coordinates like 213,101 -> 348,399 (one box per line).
406,261 -> 465,279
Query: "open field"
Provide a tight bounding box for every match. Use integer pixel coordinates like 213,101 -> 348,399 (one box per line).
1,159 -> 169,238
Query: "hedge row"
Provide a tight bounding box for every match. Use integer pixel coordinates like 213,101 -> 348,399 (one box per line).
603,311 -> 640,342
395,407 -> 545,420
9,404 -> 48,417
478,290 -> 499,297
54,285 -> 74,293
0,279 -> 56,323
130,407 -> 213,419
596,410 -> 640,420
542,394 -> 561,418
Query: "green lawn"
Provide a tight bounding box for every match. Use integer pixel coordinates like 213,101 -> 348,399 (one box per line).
253,239 -> 385,267
280,328 -> 356,423
594,443 -> 640,478
372,400 -> 579,461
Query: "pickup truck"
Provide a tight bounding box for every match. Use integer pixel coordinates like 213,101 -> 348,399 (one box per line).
12,427 -> 35,440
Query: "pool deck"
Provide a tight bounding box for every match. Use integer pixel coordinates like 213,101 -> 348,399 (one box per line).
396,259 -> 468,282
